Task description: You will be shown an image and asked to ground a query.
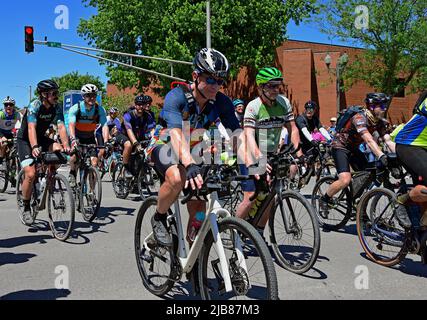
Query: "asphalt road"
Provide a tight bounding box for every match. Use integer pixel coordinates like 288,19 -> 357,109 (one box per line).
1,170 -> 426,300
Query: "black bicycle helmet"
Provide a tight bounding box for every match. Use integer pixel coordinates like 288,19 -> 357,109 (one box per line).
37,79 -> 59,93
304,100 -> 318,110
193,48 -> 230,79
135,95 -> 152,105
365,93 -> 389,105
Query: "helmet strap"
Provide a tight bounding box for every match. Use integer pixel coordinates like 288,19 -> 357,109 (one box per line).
261,87 -> 276,105
194,78 -> 209,101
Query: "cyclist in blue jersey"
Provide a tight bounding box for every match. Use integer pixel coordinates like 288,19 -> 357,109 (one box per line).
17,80 -> 70,225
148,48 -> 241,247
0,96 -> 21,170
68,84 -> 109,187
114,95 -> 156,178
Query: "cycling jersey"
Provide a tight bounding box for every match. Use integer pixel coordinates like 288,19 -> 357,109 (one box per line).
122,109 -> 156,141
17,100 -> 64,142
148,86 -> 239,153
331,110 -> 389,151
296,114 -> 322,149
96,115 -> 121,136
68,101 -> 107,139
243,95 -> 294,153
0,110 -> 21,137
392,98 -> 427,149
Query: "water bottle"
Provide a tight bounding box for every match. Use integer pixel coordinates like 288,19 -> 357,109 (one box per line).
188,211 -> 205,242
35,179 -> 41,198
249,192 -> 268,218
40,177 -> 47,194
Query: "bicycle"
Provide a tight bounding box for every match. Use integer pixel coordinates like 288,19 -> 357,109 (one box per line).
71,144 -> 103,222
356,163 -> 427,267
311,153 -> 398,231
99,139 -> 122,181
0,138 -> 20,192
225,145 -> 321,274
16,151 -> 75,241
134,164 -> 279,300
112,145 -> 160,200
294,142 -> 336,190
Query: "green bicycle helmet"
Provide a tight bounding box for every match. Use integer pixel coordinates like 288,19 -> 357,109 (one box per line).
256,67 -> 283,86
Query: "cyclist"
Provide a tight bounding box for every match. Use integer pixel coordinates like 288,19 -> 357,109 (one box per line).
296,101 -> 332,155
232,99 -> 245,126
235,67 -> 303,233
329,117 -> 337,137
68,84 -> 109,187
391,91 -> 427,228
0,96 -> 21,170
17,80 -> 70,224
318,93 -> 407,222
114,95 -> 156,178
95,106 -> 122,164
148,48 -> 241,247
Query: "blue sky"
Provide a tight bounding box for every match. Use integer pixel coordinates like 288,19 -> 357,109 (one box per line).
0,1 -> 352,108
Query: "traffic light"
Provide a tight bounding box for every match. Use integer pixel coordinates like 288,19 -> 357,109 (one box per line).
25,26 -> 34,53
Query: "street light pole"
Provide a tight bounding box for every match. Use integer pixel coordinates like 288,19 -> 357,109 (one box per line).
206,0 -> 211,48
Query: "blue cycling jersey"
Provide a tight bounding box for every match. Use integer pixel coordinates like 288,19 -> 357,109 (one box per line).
122,109 -> 156,141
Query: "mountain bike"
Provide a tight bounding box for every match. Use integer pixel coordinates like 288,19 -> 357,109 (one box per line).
134,164 -> 279,300
16,151 -> 75,241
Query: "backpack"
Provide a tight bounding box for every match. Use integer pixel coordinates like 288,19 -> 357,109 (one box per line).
76,101 -> 100,123
335,106 -> 365,133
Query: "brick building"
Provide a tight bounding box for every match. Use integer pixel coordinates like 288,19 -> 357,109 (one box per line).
107,39 -> 419,125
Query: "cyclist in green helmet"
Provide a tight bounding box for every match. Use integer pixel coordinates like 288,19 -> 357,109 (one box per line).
236,67 -> 303,234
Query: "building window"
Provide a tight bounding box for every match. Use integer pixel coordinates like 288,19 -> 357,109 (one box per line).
395,79 -> 406,98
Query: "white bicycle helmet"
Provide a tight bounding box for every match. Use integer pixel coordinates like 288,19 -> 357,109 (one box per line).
3,96 -> 16,105
81,84 -> 99,96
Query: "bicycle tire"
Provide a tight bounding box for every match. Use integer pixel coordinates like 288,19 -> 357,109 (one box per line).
80,167 -> 102,222
312,176 -> 352,230
356,188 -> 409,267
269,190 -> 321,274
134,196 -> 175,297
0,162 -> 9,193
112,162 -> 130,199
47,174 -> 75,241
198,217 -> 279,300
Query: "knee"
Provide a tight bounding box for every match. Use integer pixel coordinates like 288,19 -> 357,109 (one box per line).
165,168 -> 185,190
339,174 -> 352,187
25,167 -> 36,182
124,141 -> 132,150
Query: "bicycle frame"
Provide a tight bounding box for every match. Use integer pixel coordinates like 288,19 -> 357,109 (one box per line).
143,190 -> 248,294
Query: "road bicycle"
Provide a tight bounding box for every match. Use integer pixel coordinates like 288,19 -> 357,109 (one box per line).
0,138 -> 20,192
16,151 -> 75,241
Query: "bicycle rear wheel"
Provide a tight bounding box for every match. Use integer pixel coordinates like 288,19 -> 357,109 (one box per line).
269,190 -> 320,274
0,161 -> 9,193
312,176 -> 352,230
356,188 -> 409,266
80,167 -> 102,222
198,217 -> 278,300
48,174 -> 75,241
134,196 -> 176,297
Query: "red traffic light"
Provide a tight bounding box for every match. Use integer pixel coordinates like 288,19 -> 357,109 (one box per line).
25,27 -> 34,35
25,26 -> 34,53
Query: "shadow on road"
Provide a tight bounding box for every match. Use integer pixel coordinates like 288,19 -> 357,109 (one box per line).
321,223 -> 358,236
99,206 -> 135,218
397,257 -> 427,277
0,252 -> 37,266
0,234 -> 51,248
1,289 -> 71,300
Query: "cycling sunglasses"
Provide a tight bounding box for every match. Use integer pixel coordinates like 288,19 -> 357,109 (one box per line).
369,103 -> 388,111
49,90 -> 60,97
84,93 -> 97,99
205,76 -> 225,86
264,83 -> 282,90
4,103 -> 14,107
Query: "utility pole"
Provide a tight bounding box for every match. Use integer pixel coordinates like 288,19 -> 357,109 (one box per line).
206,0 -> 211,48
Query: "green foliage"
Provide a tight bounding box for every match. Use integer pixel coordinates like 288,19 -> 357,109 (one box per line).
35,71 -> 105,106
315,0 -> 427,99
78,0 -> 318,95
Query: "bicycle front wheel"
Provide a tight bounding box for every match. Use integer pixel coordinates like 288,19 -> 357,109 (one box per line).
312,176 -> 352,230
80,167 -> 102,222
198,217 -> 279,300
356,188 -> 409,266
0,161 -> 9,193
269,190 -> 320,274
112,162 -> 130,199
48,174 -> 75,241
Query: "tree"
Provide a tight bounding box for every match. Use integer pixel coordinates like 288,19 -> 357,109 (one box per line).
316,0 -> 427,105
78,0 -> 317,95
35,71 -> 105,106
